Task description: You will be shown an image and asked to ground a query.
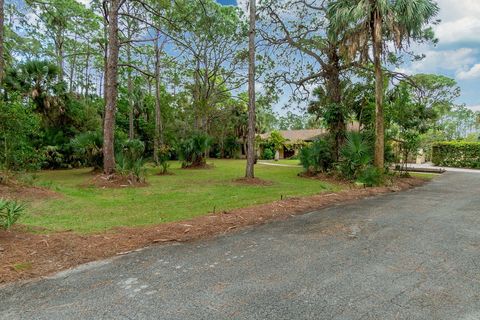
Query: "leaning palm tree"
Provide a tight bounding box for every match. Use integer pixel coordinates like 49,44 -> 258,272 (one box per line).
328,0 -> 439,169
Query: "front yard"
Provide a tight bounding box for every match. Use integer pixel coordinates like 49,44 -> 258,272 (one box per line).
21,159 -> 339,233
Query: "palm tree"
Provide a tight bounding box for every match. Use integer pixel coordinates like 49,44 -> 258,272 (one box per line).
4,60 -> 65,115
328,0 -> 439,169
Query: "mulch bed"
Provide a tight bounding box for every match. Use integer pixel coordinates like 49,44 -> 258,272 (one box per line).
0,176 -> 427,285
85,174 -> 148,188
0,184 -> 60,201
233,177 -> 273,186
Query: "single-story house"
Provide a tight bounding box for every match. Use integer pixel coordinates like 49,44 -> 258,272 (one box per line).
258,123 -> 361,159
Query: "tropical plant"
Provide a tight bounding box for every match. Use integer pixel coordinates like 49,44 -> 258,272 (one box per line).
339,132 -> 373,179
115,139 -> 146,182
223,136 -> 240,159
71,131 -> 103,170
357,166 -> 383,187
177,132 -> 212,168
0,199 -> 26,230
157,145 -> 171,175
328,0 -> 439,169
299,138 -> 335,174
4,60 -> 66,117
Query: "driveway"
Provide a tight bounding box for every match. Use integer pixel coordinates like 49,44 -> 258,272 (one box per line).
1,173 -> 479,320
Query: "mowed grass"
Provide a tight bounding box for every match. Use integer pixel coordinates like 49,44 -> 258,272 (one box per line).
21,159 -> 341,233
257,159 -> 301,166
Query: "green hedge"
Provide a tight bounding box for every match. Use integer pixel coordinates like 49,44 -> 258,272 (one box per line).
432,141 -> 480,169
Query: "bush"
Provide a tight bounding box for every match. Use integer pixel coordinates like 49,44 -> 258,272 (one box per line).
223,136 -> 240,159
71,131 -> 103,169
339,132 -> 372,179
432,141 -> 480,169
0,199 -> 26,230
157,145 -> 171,174
357,166 -> 383,187
262,148 -> 274,160
177,132 -> 212,168
116,139 -> 146,182
42,146 -> 65,169
299,138 -> 335,174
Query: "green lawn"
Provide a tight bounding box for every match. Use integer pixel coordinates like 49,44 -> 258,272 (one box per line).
258,159 -> 301,166
22,159 -> 341,233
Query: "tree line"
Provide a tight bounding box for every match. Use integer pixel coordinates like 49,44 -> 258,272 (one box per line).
0,0 -> 477,180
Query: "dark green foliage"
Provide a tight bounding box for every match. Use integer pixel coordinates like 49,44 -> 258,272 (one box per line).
157,146 -> 171,175
357,166 -> 383,187
432,142 -> 480,169
177,132 -> 212,168
339,132 -> 373,179
42,146 -> 66,169
0,199 -> 26,230
71,131 -> 103,170
299,138 -> 335,174
116,139 -> 146,182
262,148 -> 274,160
223,136 -> 240,159
0,101 -> 43,172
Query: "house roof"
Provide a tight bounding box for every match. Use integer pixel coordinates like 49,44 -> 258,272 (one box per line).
259,123 -> 361,142
259,129 -> 326,142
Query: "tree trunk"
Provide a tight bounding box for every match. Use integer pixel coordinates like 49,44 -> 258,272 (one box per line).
325,47 -> 345,160
153,33 -> 164,165
126,3 -> 134,140
84,49 -> 90,97
103,0 -> 121,174
372,11 -> 384,169
0,0 -> 4,83
245,0 -> 256,179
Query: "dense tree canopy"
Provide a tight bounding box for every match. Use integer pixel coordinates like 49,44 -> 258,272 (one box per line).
0,0 -> 477,178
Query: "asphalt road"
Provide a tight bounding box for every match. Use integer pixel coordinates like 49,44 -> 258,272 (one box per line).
1,173 -> 479,320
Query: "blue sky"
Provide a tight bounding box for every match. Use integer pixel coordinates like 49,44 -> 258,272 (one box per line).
216,0 -> 480,112
217,0 -> 237,5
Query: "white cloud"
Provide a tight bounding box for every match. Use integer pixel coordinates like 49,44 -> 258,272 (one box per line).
457,64 -> 480,80
434,17 -> 480,45
434,0 -> 480,44
408,48 -> 477,74
467,105 -> 480,112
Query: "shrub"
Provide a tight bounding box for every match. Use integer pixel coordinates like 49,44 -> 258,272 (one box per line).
116,139 -> 146,182
122,139 -> 145,162
357,166 -> 383,187
42,145 -> 65,169
339,132 -> 372,179
157,145 -> 171,174
0,199 -> 26,230
71,131 -> 103,169
223,136 -> 240,159
432,141 -> 480,169
177,132 -> 212,168
299,138 -> 335,174
262,148 -> 274,160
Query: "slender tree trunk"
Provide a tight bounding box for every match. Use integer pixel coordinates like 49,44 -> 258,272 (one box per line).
153,33 -> 164,165
84,49 -> 90,97
245,0 -> 256,179
68,34 -> 78,93
372,11 -> 384,169
127,45 -> 134,140
0,0 -> 4,83
193,62 -> 200,131
325,47 -> 345,160
103,0 -> 121,174
126,3 -> 134,140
